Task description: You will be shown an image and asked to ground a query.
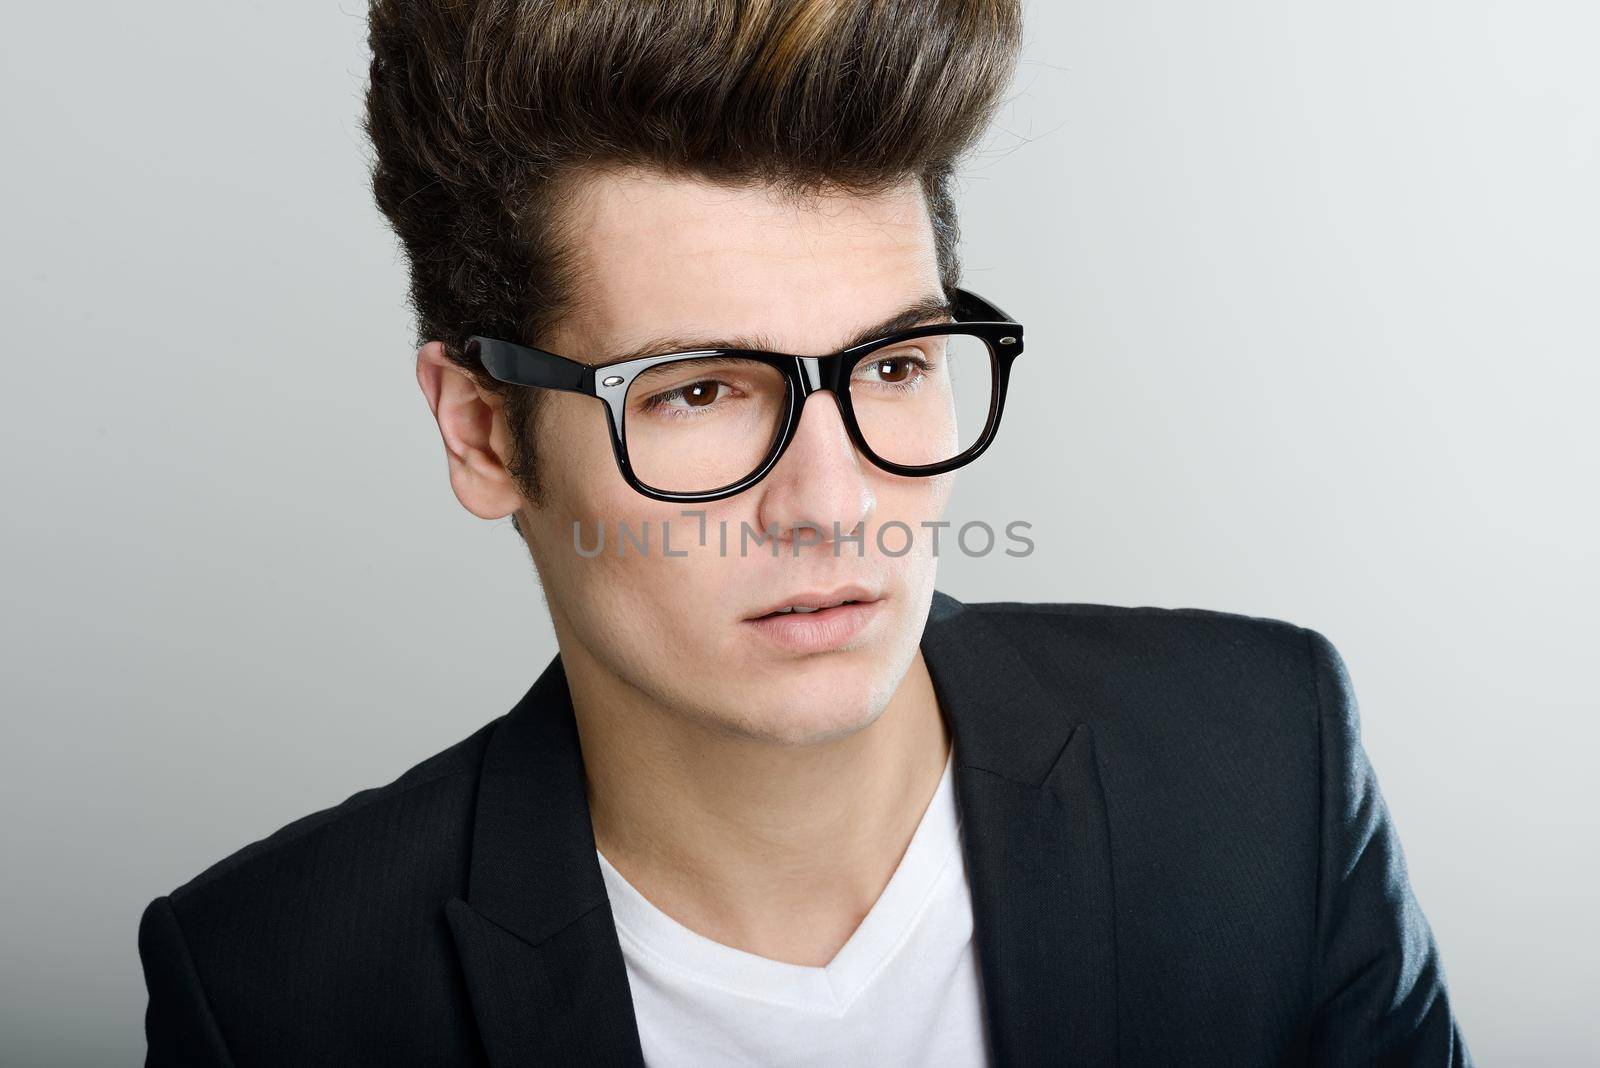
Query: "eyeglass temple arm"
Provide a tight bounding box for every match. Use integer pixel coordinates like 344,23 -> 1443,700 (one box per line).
465,336 -> 592,393
953,287 -> 1019,325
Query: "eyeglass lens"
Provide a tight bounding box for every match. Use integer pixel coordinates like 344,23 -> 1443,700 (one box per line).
621,331 -> 995,495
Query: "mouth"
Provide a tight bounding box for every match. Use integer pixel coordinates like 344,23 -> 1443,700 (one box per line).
742,587 -> 886,654
751,598 -> 863,619
744,585 -> 881,621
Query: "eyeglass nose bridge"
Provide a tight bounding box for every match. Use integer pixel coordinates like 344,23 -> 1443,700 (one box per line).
782,355 -> 856,445
794,355 -> 827,395
765,355 -> 876,491
787,355 -> 862,434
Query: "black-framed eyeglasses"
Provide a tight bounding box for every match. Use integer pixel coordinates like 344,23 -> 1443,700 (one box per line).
464,286 -> 1024,503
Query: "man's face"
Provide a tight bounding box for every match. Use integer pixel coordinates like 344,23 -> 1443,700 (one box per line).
517,166 -> 953,746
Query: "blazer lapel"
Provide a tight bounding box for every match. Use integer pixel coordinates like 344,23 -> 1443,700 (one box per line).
923,591 -> 1120,1065
445,655 -> 646,1067
445,590 -> 1118,1067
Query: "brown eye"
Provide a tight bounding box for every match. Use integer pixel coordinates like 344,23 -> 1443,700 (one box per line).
850,346 -> 933,397
651,379 -> 725,410
875,358 -> 913,384
682,380 -> 718,406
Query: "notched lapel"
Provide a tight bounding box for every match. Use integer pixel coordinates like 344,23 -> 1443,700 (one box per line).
445,656 -> 645,1067
926,593 -> 1120,1065
446,897 -> 644,1067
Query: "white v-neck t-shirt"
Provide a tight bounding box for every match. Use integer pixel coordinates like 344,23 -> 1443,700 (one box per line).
595,743 -> 990,1067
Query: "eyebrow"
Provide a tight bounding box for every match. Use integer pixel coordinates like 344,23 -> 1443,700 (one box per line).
604,292 -> 954,364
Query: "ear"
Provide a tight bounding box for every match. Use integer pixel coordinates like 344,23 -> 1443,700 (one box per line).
415,341 -> 526,520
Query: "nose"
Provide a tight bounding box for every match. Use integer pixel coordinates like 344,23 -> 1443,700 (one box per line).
752,389 -> 875,549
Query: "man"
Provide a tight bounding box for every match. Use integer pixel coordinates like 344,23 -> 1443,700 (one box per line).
139,1 -> 1470,1064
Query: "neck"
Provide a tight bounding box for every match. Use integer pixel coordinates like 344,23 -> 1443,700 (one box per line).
561,634 -> 951,969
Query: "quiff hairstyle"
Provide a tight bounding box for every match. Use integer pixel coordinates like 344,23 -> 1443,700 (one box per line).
364,0 -> 1023,506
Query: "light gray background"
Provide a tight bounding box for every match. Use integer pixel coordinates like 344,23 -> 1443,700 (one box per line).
3,2 -> 1595,1063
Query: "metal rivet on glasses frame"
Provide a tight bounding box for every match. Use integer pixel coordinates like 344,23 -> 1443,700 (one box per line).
602,375 -> 624,387
999,337 -> 1017,345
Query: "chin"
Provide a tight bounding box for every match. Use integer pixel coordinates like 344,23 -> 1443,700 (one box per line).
714,659 -> 900,747
738,699 -> 883,748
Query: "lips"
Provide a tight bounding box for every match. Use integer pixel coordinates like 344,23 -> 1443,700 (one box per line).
746,584 -> 880,620
741,596 -> 885,654
762,598 -> 858,617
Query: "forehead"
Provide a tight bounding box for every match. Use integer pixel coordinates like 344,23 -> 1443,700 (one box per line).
556,166 -> 942,359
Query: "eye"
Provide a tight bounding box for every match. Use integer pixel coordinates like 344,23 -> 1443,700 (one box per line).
636,375 -> 748,415
640,378 -> 734,415
873,357 -> 916,384
854,349 -> 933,391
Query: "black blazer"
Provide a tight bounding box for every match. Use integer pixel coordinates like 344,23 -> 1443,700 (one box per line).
139,590 -> 1470,1066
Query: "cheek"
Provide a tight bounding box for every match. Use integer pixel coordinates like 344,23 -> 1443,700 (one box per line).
525,394 -> 653,541
874,470 -> 954,526
863,470 -> 954,575
534,395 -> 616,493
524,400 -> 731,641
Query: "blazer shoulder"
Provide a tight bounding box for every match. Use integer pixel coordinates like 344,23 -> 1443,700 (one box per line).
958,597 -> 1329,734
964,597 -> 1315,659
162,714 -> 502,910
140,714 -> 515,1060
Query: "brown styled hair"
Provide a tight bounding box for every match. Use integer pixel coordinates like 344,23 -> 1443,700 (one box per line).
363,0 -> 1023,506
